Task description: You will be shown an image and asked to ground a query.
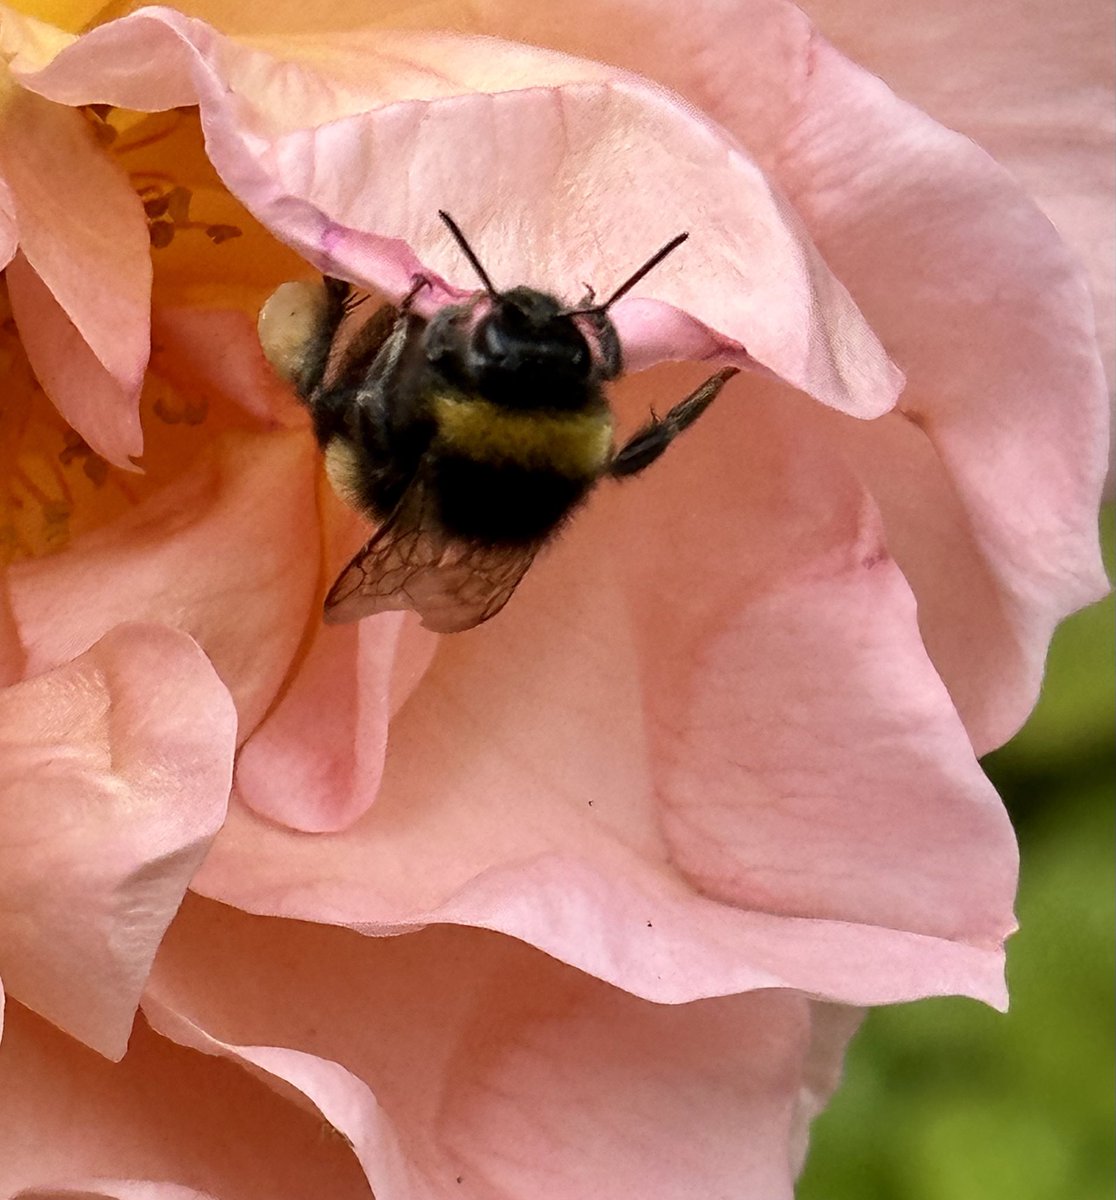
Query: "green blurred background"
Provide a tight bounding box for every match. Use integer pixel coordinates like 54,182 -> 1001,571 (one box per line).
801,508 -> 1114,1200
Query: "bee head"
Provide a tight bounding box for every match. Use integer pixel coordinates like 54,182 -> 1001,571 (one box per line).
433,211 -> 689,408
470,288 -> 593,403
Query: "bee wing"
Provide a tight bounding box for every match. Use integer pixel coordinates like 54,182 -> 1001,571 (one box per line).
323,480 -> 540,634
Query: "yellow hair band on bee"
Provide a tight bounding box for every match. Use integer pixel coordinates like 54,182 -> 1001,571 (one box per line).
432,393 -> 614,478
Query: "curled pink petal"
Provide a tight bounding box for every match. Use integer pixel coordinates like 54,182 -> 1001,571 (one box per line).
255,80 -> 901,416
774,36 -> 1110,748
6,254 -> 143,472
141,992 -> 415,1193
9,9 -> 902,417
0,87 -> 150,466
610,297 -> 761,375
0,624 -> 234,1060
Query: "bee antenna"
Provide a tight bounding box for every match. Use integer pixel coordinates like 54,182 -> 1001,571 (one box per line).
591,231 -> 689,313
438,210 -> 500,298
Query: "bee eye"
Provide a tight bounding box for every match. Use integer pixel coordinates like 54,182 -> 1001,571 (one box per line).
481,318 -> 512,362
560,338 -> 591,380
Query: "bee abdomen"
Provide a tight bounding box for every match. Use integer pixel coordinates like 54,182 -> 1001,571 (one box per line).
430,456 -> 592,544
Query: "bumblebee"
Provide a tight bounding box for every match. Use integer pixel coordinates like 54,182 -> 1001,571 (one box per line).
259,212 -> 737,633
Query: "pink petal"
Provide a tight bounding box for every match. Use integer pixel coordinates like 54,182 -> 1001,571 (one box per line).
144,896 -> 859,1198
14,1183 -> 220,1200
233,614 -> 399,832
233,489 -> 438,831
0,1000 -> 370,1198
253,79 -> 898,415
0,624 -> 234,1060
789,1004 -> 864,1174
114,0 -> 805,179
806,0 -> 1116,387
0,578 -> 25,688
140,993 -> 416,1193
0,87 -> 150,466
774,37 -> 1110,749
9,9 -> 902,418
0,177 -> 16,269
6,254 -> 143,473
6,428 -> 321,746
152,306 -> 307,431
192,372 -> 1014,1010
609,380 -> 1019,941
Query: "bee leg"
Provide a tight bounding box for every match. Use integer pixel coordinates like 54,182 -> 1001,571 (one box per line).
609,367 -> 738,478
323,276 -> 350,302
328,274 -> 428,316
400,274 -> 432,311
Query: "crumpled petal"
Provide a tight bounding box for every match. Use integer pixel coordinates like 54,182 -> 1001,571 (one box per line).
0,999 -> 369,1198
6,6 -> 902,418
192,371 -> 1015,1009
143,895 -> 860,1199
6,428 -> 321,746
0,624 -> 235,1060
0,81 -> 150,466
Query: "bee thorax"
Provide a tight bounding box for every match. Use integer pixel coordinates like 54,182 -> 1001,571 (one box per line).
431,393 -> 612,478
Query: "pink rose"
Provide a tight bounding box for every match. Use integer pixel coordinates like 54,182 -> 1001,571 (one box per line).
0,1 -> 1108,1196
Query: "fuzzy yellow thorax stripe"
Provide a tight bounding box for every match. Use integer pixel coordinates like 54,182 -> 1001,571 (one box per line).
432,392 -> 613,478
